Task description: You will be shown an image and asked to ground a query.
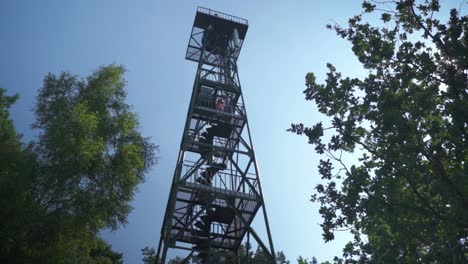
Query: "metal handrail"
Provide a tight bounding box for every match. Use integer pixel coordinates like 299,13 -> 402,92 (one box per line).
198,6 -> 248,25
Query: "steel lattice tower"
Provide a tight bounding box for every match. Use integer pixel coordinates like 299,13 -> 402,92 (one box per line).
156,7 -> 276,263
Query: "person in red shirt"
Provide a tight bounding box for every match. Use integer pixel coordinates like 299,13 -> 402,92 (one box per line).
215,98 -> 225,111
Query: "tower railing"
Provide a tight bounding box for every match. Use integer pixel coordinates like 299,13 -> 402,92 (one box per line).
197,7 -> 248,25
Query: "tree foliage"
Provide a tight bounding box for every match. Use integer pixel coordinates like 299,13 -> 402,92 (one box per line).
142,246 -> 159,264
289,0 -> 467,263
142,244 -> 294,264
0,65 -> 157,262
32,64 -> 156,231
297,256 -> 318,264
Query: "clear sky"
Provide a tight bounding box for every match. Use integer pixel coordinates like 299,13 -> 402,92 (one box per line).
2,0 -> 447,263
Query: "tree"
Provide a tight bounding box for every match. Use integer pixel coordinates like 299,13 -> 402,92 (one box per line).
0,88 -> 36,262
296,256 -> 319,264
89,238 -> 124,264
32,64 -> 157,231
289,0 -> 467,263
143,243 -> 293,264
297,256 -> 311,264
251,245 -> 271,263
277,251 -> 291,264
142,246 -> 158,264
167,256 -> 186,264
0,65 -> 157,262
311,257 -> 318,264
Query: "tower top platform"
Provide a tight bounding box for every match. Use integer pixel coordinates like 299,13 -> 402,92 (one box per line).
194,7 -> 248,39
185,7 -> 249,63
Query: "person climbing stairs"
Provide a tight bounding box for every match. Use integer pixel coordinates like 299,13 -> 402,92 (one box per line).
192,205 -> 236,253
198,122 -> 233,163
196,162 -> 227,185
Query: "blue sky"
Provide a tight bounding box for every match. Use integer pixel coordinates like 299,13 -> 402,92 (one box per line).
2,0 -> 451,262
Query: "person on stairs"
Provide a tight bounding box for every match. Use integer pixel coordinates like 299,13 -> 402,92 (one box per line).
196,162 -> 227,185
215,98 -> 225,111
198,122 -> 232,163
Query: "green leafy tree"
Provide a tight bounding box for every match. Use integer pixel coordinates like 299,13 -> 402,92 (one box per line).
311,256 -> 318,264
144,243 -> 292,264
0,88 -> 38,262
297,256 -> 312,264
167,256 -> 186,264
289,0 -> 467,263
251,245 -> 271,263
142,246 -> 158,264
298,256 -> 326,264
276,251 -> 290,264
89,238 -> 124,264
32,65 -> 156,231
0,65 -> 157,263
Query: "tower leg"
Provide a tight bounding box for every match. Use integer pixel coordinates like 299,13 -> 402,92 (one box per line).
246,230 -> 250,264
161,243 -> 169,264
156,236 -> 163,263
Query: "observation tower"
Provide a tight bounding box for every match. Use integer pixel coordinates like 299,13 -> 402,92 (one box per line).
156,7 -> 276,263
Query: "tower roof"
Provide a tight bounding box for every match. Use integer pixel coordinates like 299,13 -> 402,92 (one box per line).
185,7 -> 249,63
193,7 -> 248,40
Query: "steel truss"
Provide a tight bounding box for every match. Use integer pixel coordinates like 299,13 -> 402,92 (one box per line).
157,7 -> 275,264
